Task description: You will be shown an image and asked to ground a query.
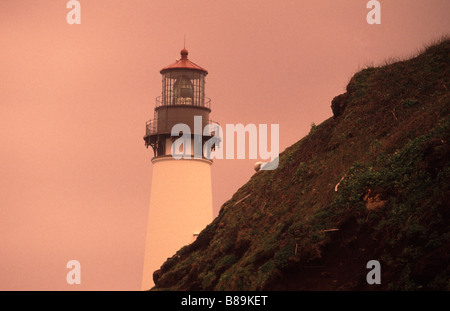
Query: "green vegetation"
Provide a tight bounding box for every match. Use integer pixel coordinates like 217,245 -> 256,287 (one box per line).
152,38 -> 450,291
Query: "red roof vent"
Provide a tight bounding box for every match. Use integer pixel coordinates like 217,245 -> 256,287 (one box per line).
180,48 -> 189,59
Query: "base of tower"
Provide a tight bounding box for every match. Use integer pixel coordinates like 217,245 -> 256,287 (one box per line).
141,157 -> 213,290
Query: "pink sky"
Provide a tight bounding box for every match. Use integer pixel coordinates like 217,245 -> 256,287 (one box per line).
0,0 -> 449,290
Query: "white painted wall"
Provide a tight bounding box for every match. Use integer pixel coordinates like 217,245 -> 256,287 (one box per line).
141,157 -> 213,290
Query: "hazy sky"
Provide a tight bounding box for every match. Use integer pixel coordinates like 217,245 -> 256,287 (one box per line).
0,0 -> 449,290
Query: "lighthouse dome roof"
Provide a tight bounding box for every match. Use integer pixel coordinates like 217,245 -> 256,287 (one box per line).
160,49 -> 208,75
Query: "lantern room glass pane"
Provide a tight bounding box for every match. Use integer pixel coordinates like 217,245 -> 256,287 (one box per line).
161,70 -> 206,107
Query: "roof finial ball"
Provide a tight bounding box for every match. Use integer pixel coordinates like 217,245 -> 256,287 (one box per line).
180,48 -> 189,60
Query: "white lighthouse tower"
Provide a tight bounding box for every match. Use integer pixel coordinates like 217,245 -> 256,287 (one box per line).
141,49 -> 217,290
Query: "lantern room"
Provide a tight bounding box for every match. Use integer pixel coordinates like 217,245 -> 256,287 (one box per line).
159,49 -> 209,109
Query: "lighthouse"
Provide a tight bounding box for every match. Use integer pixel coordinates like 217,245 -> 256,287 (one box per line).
141,49 -> 217,290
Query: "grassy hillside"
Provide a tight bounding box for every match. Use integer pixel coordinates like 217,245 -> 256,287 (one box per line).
151,38 -> 450,291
